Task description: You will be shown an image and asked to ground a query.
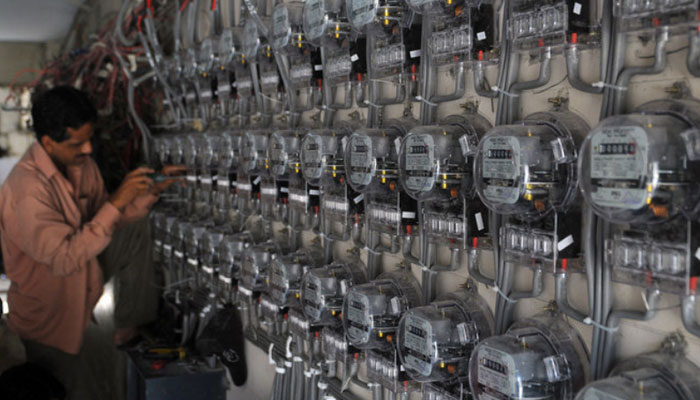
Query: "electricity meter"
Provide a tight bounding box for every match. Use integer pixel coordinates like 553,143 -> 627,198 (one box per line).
217,28 -> 236,68
507,0 -> 596,50
344,125 -> 407,193
579,99 -> 700,225
184,224 -> 208,286
155,137 -> 171,166
169,136 -> 185,165
240,131 -> 269,173
271,3 -> 297,50
218,131 -> 242,178
399,115 -> 490,201
239,241 -> 282,294
268,248 -> 323,308
218,232 -> 255,302
346,0 -> 413,33
397,289 -> 494,384
300,129 -> 348,186
268,130 -> 302,179
303,0 -> 350,46
195,134 -> 216,173
575,350 -> 700,400
300,261 -> 367,325
182,135 -> 198,170
242,18 -> 261,59
197,37 -> 215,74
342,271 -> 422,350
469,313 -> 589,400
475,111 -> 587,221
200,230 -> 224,287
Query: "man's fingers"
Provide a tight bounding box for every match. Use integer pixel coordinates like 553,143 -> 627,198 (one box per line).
161,165 -> 188,176
125,167 -> 155,179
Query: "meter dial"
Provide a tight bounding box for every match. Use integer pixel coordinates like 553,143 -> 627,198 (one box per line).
475,112 -> 588,221
397,289 -> 494,383
399,115 -> 490,201
469,313 -> 589,400
344,126 -> 405,193
342,271 -> 422,351
300,261 -> 367,325
268,130 -> 301,178
579,99 -> 700,224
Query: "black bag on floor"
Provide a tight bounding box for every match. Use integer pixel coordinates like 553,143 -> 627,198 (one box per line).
0,362 -> 66,400
195,305 -> 247,386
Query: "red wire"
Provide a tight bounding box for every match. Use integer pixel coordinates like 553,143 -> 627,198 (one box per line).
211,0 -> 217,11
180,0 -> 189,12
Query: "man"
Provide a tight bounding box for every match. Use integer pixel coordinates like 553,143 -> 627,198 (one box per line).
0,86 -> 181,398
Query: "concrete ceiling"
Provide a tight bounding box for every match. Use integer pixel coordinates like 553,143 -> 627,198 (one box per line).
0,0 -> 83,42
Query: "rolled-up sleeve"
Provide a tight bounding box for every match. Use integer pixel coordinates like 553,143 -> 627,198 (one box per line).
6,189 -> 120,276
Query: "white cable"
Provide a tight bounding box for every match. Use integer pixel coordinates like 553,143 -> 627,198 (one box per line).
490,285 -> 518,304
268,343 -> 276,365
276,367 -> 287,374
286,336 -> 294,359
293,356 -> 304,362
583,317 -> 620,333
592,81 -> 628,91
317,382 -> 328,390
414,95 -> 438,106
363,99 -> 381,108
284,361 -> 293,368
490,86 -> 520,97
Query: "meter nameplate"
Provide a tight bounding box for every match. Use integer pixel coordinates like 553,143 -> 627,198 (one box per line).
349,0 -> 375,29
346,291 -> 371,343
304,0 -> 326,41
403,314 -> 434,377
302,135 -> 323,180
303,274 -> 324,320
481,136 -> 521,205
270,135 -> 288,176
589,126 -> 648,210
349,135 -> 374,187
405,134 -> 435,192
476,346 -> 516,397
582,388 -> 626,400
271,6 -> 291,49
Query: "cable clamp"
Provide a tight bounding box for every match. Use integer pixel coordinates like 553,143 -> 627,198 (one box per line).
275,367 -> 287,374
490,285 -> 518,304
592,81 -> 628,91
582,317 -> 620,333
490,86 -> 519,97
414,96 -> 438,106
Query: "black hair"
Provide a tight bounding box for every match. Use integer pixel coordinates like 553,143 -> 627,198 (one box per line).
31,86 -> 97,143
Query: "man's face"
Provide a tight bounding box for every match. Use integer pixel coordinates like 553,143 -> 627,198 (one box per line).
41,122 -> 94,168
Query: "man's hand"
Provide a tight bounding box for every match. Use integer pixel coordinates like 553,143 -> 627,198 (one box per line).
109,167 -> 155,212
151,165 -> 188,195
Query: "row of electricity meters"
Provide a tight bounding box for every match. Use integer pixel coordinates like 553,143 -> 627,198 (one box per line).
159,98 -> 700,229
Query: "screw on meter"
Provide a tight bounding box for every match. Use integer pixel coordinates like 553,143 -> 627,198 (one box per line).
403,134 -> 435,193
271,5 -> 292,49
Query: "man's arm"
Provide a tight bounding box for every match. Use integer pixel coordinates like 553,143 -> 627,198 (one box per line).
7,188 -> 121,276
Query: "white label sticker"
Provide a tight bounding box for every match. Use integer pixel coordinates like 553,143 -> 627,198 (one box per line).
174,250 -> 184,258
202,265 -> 214,274
218,179 -> 230,187
410,50 -> 421,58
475,212 -> 485,231
694,247 -> 700,261
558,235 -> 574,251
200,177 -> 212,184
477,31 -> 486,41
220,275 -> 232,284
354,194 -> 364,204
573,2 -> 582,15
351,54 -> 359,62
253,176 -> 262,185
280,187 -> 289,193
314,64 -> 323,71
187,175 -> 197,182
394,137 -> 402,155
309,189 -> 321,196
187,258 -> 198,266
402,211 -> 416,219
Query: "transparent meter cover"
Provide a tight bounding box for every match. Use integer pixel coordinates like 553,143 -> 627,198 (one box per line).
182,135 -> 198,169
240,241 -> 281,292
399,115 -> 489,201
268,130 -> 302,178
303,0 -> 330,44
155,137 -> 170,165
342,271 -> 422,350
300,129 -> 344,185
242,19 -> 261,59
397,289 -> 494,383
218,232 -> 253,279
301,260 -> 367,325
575,351 -> 700,400
218,29 -> 236,67
268,248 -> 323,307
271,3 -> 304,50
240,131 -> 269,173
346,0 -> 379,30
469,313 -> 589,400
195,134 -> 216,170
344,126 -> 404,193
475,112 -> 587,221
579,100 -> 700,225
218,131 -> 242,172
198,37 -> 214,73
200,230 -> 224,271
184,224 -> 207,258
